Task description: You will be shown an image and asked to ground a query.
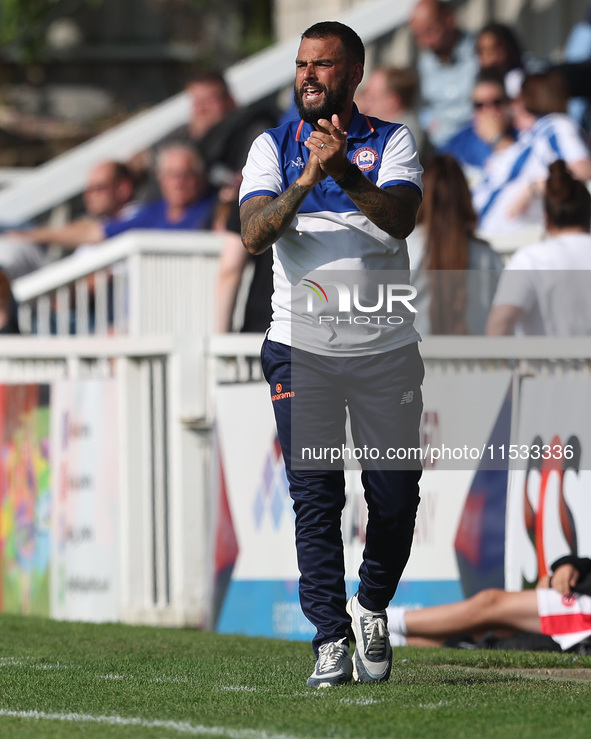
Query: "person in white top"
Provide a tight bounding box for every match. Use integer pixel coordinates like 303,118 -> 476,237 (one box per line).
487,159 -> 591,335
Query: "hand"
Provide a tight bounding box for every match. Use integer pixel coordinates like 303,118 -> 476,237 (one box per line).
304,115 -> 350,181
507,179 -> 544,219
2,230 -> 28,240
474,109 -> 505,144
297,152 -> 326,189
507,183 -> 534,219
551,563 -> 579,596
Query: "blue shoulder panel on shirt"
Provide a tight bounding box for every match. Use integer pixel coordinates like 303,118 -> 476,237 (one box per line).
264,112 -> 410,215
240,189 -> 278,206
383,180 -> 423,197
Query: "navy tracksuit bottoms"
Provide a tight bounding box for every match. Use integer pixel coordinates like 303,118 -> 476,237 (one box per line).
260,337 -> 424,655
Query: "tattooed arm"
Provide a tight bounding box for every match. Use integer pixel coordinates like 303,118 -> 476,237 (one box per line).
338,174 -> 421,240
305,115 -> 421,240
240,153 -> 325,255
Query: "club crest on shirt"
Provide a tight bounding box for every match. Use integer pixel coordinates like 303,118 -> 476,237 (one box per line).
352,147 -> 379,172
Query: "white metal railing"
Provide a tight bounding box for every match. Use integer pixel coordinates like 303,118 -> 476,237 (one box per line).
0,168 -> 34,187
1,333 -> 590,628
0,335 -> 211,627
209,333 -> 591,375
9,221 -> 545,341
0,0 -> 415,227
11,229 -> 227,337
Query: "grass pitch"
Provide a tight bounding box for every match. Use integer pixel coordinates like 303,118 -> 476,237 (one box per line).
0,614 -> 589,738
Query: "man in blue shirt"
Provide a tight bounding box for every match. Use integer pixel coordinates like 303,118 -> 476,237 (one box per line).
410,0 -> 479,147
7,143 -> 215,247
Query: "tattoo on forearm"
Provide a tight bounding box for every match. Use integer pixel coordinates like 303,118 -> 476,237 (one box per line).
241,183 -> 310,253
341,177 -> 419,239
241,175 -> 420,251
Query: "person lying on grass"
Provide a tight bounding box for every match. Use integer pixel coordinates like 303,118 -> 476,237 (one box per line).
387,555 -> 591,652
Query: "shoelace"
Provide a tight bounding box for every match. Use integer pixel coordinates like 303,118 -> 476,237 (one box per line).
362,613 -> 389,658
317,640 -> 347,672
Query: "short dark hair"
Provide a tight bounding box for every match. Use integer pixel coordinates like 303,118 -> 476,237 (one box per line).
521,71 -> 568,116
301,21 -> 365,66
475,67 -> 507,91
112,162 -> 135,185
477,22 -> 523,72
545,160 -> 591,230
186,70 -> 231,97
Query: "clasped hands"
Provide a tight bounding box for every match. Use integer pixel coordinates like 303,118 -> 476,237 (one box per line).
300,115 -> 350,187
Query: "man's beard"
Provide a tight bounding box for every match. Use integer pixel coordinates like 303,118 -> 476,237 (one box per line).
294,77 -> 350,123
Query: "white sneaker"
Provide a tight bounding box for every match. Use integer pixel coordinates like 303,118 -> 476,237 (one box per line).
346,594 -> 392,683
306,637 -> 353,688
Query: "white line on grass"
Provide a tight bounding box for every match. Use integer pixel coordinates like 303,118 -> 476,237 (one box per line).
0,709 -> 311,739
219,685 -> 258,692
340,697 -> 382,706
418,701 -> 451,709
0,658 -> 74,671
34,663 -> 69,670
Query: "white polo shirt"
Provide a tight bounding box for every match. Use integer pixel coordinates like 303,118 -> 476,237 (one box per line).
240,107 -> 423,355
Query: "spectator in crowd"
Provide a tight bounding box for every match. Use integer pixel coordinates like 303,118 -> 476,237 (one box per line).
216,231 -> 274,333
476,21 -> 556,97
475,21 -> 528,99
356,66 -> 430,160
0,269 -> 20,334
487,160 -> 591,336
6,144 -> 216,247
0,160 -> 138,280
476,22 -> 524,76
177,71 -> 276,333
473,71 -> 591,233
386,554 -> 591,653
81,161 -> 138,223
409,0 -> 479,148
562,5 -> 591,130
73,161 -> 139,257
165,71 -> 277,230
407,154 -> 503,336
441,69 -> 515,187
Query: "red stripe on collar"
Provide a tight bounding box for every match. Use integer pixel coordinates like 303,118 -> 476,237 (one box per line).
295,119 -> 305,141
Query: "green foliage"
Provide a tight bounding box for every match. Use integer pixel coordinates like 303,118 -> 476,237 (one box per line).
160,0 -> 272,58
0,0 -> 103,62
0,614 -> 590,738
